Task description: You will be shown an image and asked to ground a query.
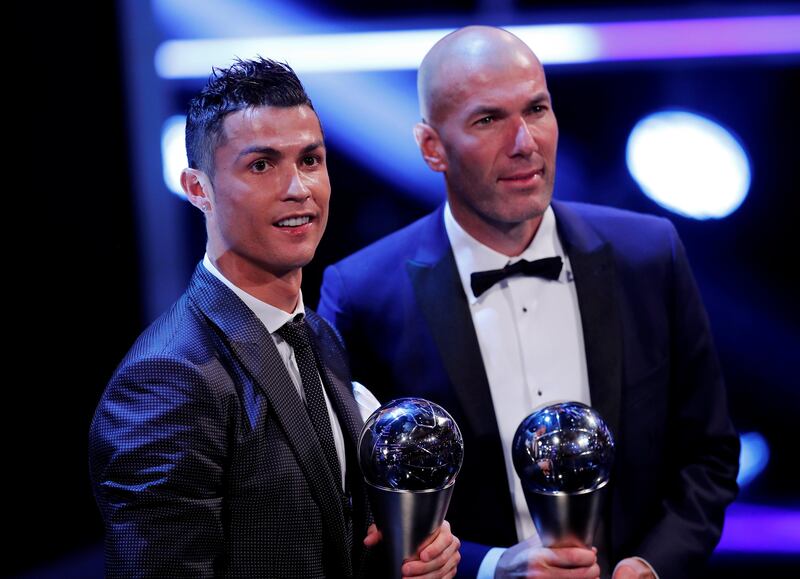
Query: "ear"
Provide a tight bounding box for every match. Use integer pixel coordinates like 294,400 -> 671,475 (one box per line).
180,168 -> 215,214
413,122 -> 447,173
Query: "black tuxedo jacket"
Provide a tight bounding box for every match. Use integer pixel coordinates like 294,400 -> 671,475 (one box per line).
90,264 -> 372,578
318,200 -> 739,579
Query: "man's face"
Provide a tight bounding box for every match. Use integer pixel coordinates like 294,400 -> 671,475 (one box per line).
432,58 -> 558,233
206,105 -> 330,278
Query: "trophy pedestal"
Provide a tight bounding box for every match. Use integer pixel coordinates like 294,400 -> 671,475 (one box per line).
523,483 -> 607,547
366,481 -> 454,579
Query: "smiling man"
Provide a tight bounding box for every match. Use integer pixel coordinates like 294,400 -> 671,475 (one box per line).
319,27 -> 739,579
89,58 -> 460,578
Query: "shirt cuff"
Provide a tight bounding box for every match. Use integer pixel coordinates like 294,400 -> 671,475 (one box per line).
613,557 -> 660,579
352,381 -> 381,421
477,547 -> 506,579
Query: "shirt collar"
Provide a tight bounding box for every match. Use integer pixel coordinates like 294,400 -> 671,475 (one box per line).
444,203 -> 565,304
202,253 -> 305,333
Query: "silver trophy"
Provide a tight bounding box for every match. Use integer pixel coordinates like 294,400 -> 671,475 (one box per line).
358,398 -> 464,578
512,401 -> 614,547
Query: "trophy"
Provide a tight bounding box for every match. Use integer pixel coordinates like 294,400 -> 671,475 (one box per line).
512,401 -> 614,547
358,398 -> 464,578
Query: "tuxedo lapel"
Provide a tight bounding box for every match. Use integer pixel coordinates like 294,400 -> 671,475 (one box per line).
552,201 -> 622,439
187,265 -> 352,577
405,210 -> 501,442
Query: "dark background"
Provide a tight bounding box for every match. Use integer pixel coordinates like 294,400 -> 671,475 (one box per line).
15,1 -> 799,576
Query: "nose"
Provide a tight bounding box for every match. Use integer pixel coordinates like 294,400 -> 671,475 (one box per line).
509,118 -> 537,157
284,166 -> 311,201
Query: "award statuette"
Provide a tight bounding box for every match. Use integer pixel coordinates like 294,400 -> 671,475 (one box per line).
512,401 -> 614,548
358,398 -> 464,578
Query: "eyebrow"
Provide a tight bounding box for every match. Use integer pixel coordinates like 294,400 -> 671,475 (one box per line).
466,92 -> 552,119
467,105 -> 505,120
235,140 -> 325,162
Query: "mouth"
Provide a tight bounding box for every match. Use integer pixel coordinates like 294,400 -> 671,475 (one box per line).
274,215 -> 313,228
499,168 -> 544,183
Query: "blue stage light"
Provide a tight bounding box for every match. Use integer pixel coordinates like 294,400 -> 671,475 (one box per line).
154,15 -> 800,77
718,502 -> 800,554
161,115 -> 188,197
738,431 -> 770,488
155,25 -> 600,78
626,110 -> 751,219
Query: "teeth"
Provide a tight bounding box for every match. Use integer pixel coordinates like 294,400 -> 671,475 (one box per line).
276,216 -> 311,227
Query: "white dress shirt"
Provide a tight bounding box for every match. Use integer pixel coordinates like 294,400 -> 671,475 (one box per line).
202,255 -> 380,490
444,204 -> 591,542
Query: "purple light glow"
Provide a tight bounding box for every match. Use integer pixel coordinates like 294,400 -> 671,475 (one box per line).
595,15 -> 800,61
717,502 -> 800,553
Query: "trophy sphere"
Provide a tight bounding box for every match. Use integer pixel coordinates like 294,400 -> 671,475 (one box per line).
512,401 -> 614,495
359,397 -> 464,491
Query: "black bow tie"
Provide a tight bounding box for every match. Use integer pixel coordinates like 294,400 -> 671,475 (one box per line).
470,256 -> 563,298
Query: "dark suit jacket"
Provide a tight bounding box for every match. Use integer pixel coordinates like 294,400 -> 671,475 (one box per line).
318,200 -> 739,579
89,264 -> 372,578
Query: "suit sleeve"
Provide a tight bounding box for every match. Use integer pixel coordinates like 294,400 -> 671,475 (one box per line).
88,357 -> 229,578
634,224 -> 740,578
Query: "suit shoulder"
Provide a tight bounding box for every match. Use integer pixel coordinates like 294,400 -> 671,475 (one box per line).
330,209 -> 440,272
109,293 -> 219,385
557,200 -> 677,247
135,294 -> 208,353
561,200 -> 672,229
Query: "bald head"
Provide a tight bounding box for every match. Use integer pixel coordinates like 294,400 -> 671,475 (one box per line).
418,26 -> 544,125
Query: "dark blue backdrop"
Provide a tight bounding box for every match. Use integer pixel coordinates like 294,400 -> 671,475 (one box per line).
15,0 -> 799,576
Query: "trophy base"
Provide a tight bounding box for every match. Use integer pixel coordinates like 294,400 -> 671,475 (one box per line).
524,483 -> 607,548
366,481 -> 454,579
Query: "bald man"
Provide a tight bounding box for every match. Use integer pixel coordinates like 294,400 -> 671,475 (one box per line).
319,26 -> 739,579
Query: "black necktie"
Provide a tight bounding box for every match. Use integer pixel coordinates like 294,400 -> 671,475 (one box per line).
470,256 -> 563,298
277,316 -> 343,488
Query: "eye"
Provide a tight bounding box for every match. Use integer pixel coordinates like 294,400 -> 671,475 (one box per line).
475,116 -> 494,126
301,154 -> 322,167
250,159 -> 270,173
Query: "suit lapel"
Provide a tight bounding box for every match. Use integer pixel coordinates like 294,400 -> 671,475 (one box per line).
552,201 -> 622,439
187,265 -> 352,577
406,209 -> 501,441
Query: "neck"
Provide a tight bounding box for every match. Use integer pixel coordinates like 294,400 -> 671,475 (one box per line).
209,251 -> 302,313
449,205 -> 543,257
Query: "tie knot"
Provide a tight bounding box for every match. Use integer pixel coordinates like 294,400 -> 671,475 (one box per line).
277,315 -> 312,351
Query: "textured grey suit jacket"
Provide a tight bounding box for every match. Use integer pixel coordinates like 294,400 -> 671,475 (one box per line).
90,263 -> 371,578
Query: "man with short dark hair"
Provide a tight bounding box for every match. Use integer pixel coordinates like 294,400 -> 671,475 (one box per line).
319,27 -> 739,579
89,57 -> 461,578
